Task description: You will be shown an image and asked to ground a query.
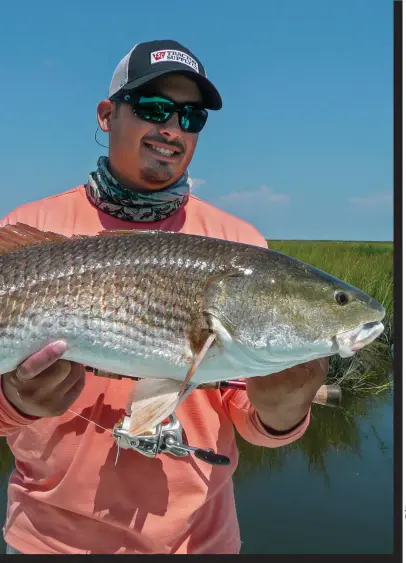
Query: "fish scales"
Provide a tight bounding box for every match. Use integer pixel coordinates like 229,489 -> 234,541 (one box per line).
0,231 -> 267,375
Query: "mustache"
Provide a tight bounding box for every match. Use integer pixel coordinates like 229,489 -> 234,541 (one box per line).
142,134 -> 185,153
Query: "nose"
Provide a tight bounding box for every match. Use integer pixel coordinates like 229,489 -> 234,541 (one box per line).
158,113 -> 182,139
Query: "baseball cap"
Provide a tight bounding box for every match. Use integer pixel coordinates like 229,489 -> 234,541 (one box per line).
108,40 -> 222,110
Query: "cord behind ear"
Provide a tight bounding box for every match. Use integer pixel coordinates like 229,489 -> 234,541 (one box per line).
95,125 -> 108,149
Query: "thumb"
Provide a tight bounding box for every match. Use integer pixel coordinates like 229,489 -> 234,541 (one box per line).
16,341 -> 69,381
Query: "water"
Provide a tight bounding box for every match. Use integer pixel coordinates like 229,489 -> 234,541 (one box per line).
234,392 -> 393,554
0,388 -> 393,555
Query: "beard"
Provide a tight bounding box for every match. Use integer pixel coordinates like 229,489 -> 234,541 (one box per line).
140,160 -> 175,187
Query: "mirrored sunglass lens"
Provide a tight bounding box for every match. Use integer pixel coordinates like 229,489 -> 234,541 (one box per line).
180,107 -> 207,132
136,96 -> 175,122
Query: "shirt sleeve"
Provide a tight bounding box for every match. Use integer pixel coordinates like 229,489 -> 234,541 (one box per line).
0,210 -> 18,227
221,384 -> 311,448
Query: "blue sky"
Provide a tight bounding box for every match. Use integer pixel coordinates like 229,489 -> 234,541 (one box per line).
0,0 -> 393,241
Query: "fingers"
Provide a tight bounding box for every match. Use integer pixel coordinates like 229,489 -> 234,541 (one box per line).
3,359 -> 87,418
61,374 -> 86,407
55,362 -> 85,397
50,368 -> 86,416
2,338 -> 87,419
16,341 -> 68,381
11,359 -> 72,391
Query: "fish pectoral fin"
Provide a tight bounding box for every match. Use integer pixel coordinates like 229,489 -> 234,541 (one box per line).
178,332 -> 217,398
126,378 -> 190,437
0,223 -> 70,254
127,332 -> 218,435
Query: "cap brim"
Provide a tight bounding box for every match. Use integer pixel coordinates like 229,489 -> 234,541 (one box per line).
112,69 -> 222,110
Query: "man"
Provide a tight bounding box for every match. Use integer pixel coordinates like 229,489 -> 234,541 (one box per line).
0,40 -> 328,554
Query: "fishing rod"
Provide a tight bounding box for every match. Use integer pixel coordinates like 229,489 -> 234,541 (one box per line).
87,367 -> 343,409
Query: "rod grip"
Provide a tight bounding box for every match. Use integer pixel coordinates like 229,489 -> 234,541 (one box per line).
312,384 -> 342,408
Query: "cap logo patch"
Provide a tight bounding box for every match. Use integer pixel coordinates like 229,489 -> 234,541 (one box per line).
150,50 -> 199,72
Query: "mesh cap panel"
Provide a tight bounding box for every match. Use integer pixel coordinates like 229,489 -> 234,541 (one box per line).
108,45 -> 138,98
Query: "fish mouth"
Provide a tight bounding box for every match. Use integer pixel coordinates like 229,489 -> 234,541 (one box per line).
334,321 -> 385,358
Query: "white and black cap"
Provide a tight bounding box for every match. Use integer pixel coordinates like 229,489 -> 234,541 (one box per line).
108,39 -> 222,110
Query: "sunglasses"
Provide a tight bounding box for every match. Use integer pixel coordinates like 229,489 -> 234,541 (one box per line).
121,93 -> 208,133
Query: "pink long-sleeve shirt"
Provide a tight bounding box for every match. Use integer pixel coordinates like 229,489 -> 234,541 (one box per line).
0,186 -> 311,554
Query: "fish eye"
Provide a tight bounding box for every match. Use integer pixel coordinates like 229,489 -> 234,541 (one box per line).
334,291 -> 349,306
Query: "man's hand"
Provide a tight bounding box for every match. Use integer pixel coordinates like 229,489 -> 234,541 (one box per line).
1,341 -> 86,418
246,358 -> 329,433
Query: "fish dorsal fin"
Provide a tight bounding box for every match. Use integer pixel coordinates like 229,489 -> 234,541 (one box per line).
0,222 -> 70,255
0,223 -> 170,255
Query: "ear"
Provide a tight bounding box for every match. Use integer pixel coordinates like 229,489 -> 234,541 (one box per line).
97,100 -> 114,132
